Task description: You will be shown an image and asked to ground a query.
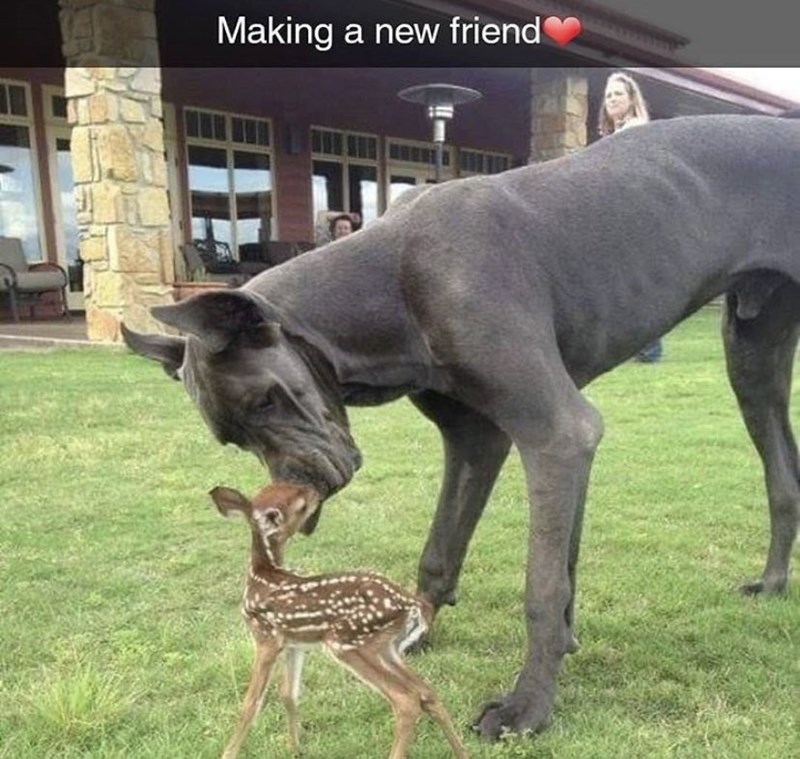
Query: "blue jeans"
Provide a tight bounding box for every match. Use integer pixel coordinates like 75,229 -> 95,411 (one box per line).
637,338 -> 663,363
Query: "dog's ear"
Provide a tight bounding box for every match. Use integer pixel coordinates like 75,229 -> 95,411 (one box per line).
209,486 -> 251,518
152,291 -> 279,353
120,323 -> 186,380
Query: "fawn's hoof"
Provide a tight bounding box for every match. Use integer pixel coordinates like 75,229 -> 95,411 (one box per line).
403,629 -> 432,655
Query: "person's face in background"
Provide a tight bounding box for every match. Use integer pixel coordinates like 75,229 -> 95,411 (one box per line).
604,79 -> 633,124
333,218 -> 354,239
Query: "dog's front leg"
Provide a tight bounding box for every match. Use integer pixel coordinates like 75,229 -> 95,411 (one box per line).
411,392 -> 512,617
473,393 -> 603,740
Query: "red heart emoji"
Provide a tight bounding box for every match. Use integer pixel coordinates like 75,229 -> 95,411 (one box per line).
543,16 -> 582,46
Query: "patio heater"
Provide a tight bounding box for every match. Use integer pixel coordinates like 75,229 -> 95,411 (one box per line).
397,83 -> 482,183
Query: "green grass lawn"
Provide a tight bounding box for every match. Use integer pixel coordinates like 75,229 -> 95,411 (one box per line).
0,308 -> 797,758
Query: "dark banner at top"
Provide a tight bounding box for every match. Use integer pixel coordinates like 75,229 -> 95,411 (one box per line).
157,0 -> 582,68
2,0 -> 800,68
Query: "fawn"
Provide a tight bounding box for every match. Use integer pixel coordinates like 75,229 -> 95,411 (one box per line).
210,482 -> 471,759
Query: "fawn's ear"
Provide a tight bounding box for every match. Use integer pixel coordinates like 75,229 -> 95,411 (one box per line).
209,486 -> 251,517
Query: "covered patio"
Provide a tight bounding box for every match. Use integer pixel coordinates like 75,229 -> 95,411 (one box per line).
1,1 -> 796,340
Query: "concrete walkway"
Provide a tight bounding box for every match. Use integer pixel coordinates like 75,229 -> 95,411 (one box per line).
0,316 -> 102,349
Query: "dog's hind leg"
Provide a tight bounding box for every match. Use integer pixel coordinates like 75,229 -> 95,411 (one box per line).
722,277 -> 800,595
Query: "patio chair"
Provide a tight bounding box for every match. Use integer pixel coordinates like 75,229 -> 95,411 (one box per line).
180,243 -> 248,286
0,236 -> 69,322
264,241 -> 315,267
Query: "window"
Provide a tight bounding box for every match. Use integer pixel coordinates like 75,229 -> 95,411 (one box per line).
43,87 -> 78,266
459,148 -> 512,176
312,160 -> 344,214
51,94 -> 67,120
312,128 -> 344,156
184,107 -> 273,260
347,133 -> 378,161
385,137 -> 454,205
232,116 -> 270,147
0,82 -> 28,118
388,140 -> 451,168
185,110 -> 227,142
0,80 -> 42,262
311,127 -> 379,226
53,137 -> 78,266
42,84 -> 83,305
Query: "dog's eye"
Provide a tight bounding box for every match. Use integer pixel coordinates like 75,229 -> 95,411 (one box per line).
254,393 -> 275,414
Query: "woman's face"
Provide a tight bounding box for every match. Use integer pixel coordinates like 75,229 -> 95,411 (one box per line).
604,79 -> 633,123
332,219 -> 353,239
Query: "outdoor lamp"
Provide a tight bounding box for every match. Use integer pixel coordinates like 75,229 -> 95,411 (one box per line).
397,83 -> 482,182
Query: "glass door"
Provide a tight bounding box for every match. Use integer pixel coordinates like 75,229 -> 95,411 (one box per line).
233,149 -> 272,257
43,88 -> 82,309
184,107 -> 274,266
49,128 -> 82,309
386,138 -> 453,207
0,124 -> 43,262
387,171 -> 439,205
187,144 -> 232,251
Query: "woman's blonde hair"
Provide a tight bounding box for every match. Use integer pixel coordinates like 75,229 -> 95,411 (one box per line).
598,71 -> 650,137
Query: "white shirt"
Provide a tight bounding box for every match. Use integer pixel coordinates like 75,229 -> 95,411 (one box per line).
615,115 -> 648,132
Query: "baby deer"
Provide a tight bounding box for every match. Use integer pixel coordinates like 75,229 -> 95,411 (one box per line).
210,482 -> 471,759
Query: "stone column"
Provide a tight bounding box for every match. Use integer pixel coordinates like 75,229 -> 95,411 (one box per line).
529,70 -> 589,163
59,0 -> 174,342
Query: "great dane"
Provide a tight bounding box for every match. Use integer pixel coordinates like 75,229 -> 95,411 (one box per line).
122,114 -> 800,740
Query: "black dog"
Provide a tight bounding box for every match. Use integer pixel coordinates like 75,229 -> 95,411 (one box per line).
123,113 -> 800,740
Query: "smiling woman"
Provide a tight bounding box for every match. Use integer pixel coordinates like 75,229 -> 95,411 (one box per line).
598,71 -> 650,137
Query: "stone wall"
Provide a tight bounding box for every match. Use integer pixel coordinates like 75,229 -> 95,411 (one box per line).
59,1 -> 174,341
529,71 -> 588,163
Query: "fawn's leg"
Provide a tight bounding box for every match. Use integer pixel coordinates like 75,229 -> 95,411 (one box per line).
222,636 -> 282,759
381,644 -> 471,759
332,644 -> 422,759
278,647 -> 306,754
